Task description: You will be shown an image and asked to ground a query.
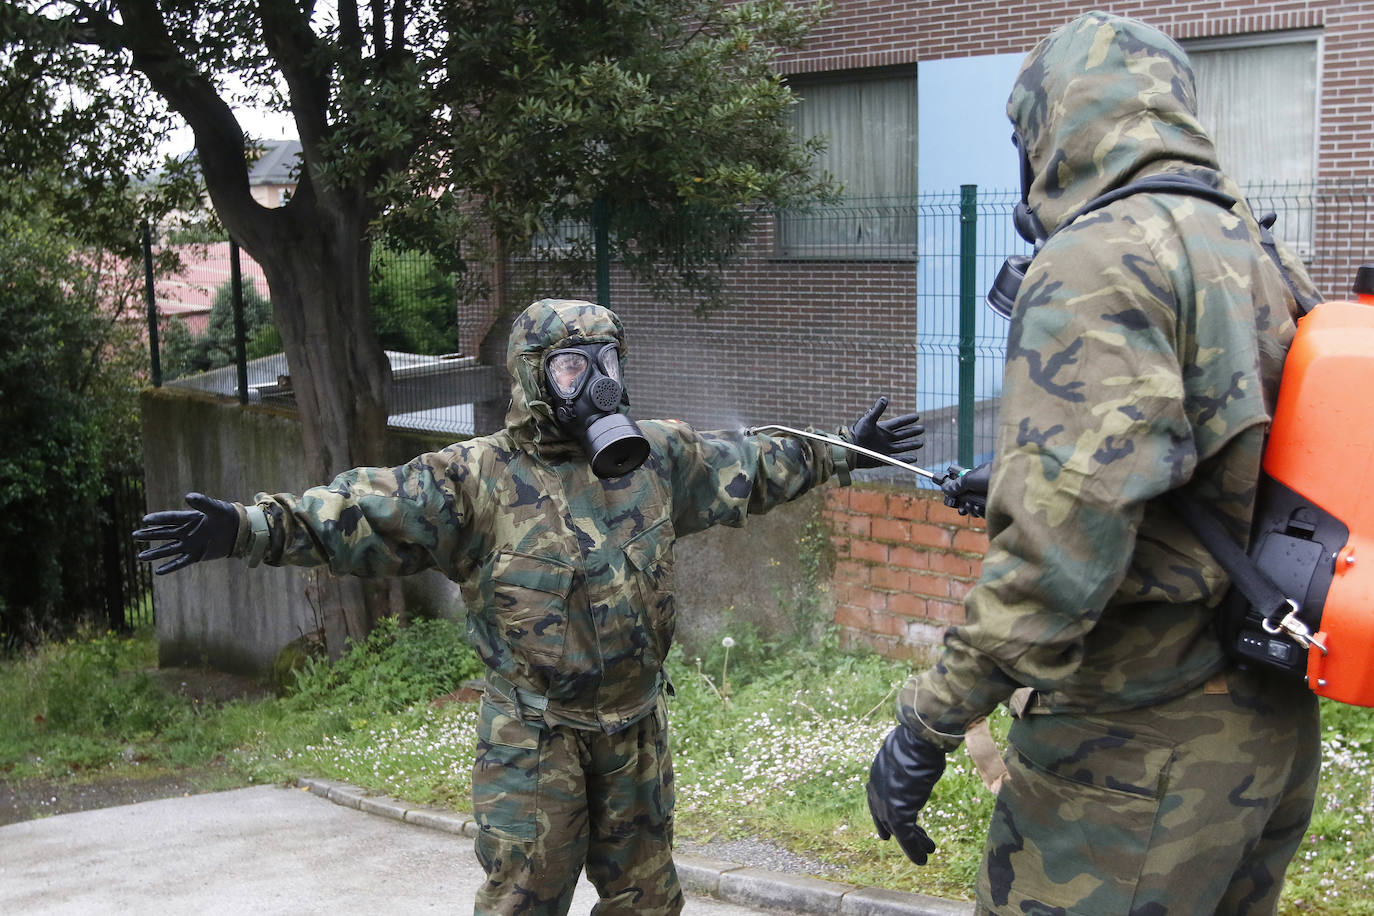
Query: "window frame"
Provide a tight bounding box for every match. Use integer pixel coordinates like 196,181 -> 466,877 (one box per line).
776,65 -> 918,261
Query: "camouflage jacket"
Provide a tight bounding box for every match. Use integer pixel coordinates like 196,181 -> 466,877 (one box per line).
905,12 -> 1323,746
240,299 -> 849,733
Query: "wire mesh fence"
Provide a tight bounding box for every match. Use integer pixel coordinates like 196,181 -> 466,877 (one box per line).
142,178 -> 1374,484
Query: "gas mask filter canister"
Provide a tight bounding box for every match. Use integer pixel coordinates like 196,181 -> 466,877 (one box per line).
544,342 -> 650,478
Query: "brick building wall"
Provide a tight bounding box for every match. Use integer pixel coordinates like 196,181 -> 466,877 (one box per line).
779,0 -> 1374,297
492,226 -> 922,435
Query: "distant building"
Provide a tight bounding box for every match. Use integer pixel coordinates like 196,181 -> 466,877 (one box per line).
246,139 -> 301,208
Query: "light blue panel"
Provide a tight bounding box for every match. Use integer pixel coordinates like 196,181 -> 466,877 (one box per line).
918,53 -> 1025,192
915,53 -> 1027,425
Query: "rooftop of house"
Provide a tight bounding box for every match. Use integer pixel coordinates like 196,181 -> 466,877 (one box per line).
248,139 -> 302,186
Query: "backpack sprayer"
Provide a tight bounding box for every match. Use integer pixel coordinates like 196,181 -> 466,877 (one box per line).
1184,265 -> 1374,707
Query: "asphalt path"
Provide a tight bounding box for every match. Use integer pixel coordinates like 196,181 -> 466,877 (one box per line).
0,785 -> 779,915
1,782 -> 974,915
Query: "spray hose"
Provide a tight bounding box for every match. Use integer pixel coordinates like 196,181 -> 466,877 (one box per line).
745,424 -> 944,482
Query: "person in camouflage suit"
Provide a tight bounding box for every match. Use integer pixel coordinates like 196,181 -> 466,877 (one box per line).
135,297 -> 923,916
867,12 -> 1324,915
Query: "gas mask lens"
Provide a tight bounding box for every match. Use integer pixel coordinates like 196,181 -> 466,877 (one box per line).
547,351 -> 590,397
546,344 -> 620,398
597,345 -> 621,383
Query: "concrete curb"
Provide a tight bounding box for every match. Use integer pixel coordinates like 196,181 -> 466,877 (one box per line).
293,776 -> 973,915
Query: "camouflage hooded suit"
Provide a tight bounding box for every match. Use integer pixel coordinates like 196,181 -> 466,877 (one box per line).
233,298 -> 852,915
897,13 -> 1323,915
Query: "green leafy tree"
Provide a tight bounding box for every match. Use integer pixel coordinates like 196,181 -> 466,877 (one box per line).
5,0 -> 831,643
370,249 -> 461,356
0,177 -> 146,650
160,279 -> 276,380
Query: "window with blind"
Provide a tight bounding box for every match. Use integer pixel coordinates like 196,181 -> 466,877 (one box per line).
778,68 -> 917,259
1188,34 -> 1320,257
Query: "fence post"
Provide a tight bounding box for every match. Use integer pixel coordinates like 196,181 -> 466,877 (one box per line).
593,196 -> 610,308
141,221 -> 162,387
230,238 -> 249,404
957,185 -> 978,469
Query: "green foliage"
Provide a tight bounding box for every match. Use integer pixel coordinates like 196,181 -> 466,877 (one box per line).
0,630 -> 179,778
370,248 -> 461,355
0,11 -> 195,253
37,633 -> 175,738
284,617 -> 484,714
161,278 -> 275,380
0,182 -> 145,649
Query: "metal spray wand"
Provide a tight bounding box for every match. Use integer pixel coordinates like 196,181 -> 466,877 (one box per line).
744,424 -> 944,482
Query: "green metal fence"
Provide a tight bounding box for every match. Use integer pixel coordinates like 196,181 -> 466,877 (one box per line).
146,178 -> 1373,480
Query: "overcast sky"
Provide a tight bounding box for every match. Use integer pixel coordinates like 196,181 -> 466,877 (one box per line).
162,105 -> 299,158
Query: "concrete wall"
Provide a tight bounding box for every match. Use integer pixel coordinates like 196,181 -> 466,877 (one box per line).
142,386 -> 829,676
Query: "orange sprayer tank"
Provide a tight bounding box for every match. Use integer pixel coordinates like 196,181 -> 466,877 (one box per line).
1262,267 -> 1374,705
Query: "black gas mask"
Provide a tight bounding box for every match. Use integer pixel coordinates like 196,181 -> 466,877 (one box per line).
544,342 -> 650,478
987,132 -> 1050,318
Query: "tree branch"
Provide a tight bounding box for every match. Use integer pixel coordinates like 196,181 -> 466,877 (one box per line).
390,0 -> 406,59
337,0 -> 361,57
79,0 -> 259,231
370,0 -> 386,59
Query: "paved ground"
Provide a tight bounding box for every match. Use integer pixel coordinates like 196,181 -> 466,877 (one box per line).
0,783 -> 973,915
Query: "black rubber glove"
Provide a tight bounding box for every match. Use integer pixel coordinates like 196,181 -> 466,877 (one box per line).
132,492 -> 240,575
866,724 -> 947,865
847,396 -> 924,469
940,462 -> 990,518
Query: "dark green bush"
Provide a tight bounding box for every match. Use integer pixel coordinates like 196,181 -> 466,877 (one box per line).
161,278 -> 276,380
370,248 -> 460,356
0,203 -> 142,650
39,633 -> 177,739
285,616 -> 484,713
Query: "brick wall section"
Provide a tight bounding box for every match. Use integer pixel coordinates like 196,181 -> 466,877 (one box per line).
824,482 -> 987,659
506,233 -> 921,433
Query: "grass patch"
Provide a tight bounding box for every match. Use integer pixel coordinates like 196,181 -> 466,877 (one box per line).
2,623 -> 1371,913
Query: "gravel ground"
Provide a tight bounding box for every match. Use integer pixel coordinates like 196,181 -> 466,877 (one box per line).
677,837 -> 840,878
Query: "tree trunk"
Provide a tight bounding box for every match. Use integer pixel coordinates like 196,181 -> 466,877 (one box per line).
234,198 -> 395,652
252,213 -> 390,479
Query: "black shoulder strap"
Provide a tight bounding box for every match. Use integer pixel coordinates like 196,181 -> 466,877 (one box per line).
1254,212 -> 1323,317
1066,173 -> 1320,316
1065,174 -> 1237,224
1161,491 -> 1294,625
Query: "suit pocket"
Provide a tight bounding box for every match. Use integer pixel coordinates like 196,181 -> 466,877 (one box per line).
489,550 -> 575,667
472,699 -> 540,843
623,517 -> 676,658
978,713 -> 1174,915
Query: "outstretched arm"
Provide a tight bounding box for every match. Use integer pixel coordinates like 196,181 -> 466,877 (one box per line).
133,492 -> 265,574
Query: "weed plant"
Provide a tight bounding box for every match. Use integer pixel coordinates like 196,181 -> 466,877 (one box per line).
285,616 -> 485,714
3,624 -> 1372,913
0,630 -> 183,780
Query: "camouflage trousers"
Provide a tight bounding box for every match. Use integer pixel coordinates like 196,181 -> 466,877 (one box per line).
471,696 -> 682,916
975,667 -> 1320,916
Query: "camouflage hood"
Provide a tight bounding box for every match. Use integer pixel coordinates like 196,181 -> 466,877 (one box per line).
1008,11 -> 1232,235
504,298 -> 628,448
